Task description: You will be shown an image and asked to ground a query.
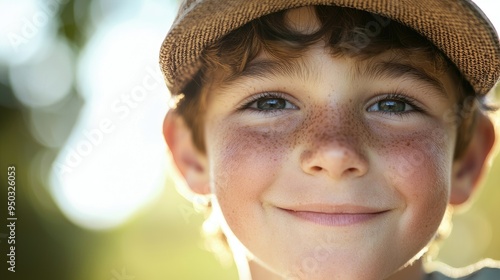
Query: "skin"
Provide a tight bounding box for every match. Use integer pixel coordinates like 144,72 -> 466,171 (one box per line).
165,7 -> 496,280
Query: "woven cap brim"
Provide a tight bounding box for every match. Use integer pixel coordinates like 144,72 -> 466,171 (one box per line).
160,0 -> 500,96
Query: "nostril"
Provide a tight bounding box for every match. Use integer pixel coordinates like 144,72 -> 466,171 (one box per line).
346,167 -> 357,173
311,166 -> 323,172
300,148 -> 368,179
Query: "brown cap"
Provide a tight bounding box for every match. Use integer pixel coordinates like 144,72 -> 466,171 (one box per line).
159,0 -> 500,96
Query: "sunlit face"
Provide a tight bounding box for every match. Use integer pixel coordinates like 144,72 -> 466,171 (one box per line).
202,7 -> 458,280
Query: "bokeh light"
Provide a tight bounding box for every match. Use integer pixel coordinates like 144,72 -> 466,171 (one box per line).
49,0 -> 176,230
0,0 -> 59,65
9,36 -> 74,108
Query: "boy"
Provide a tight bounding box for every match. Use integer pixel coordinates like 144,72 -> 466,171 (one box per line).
160,1 -> 500,279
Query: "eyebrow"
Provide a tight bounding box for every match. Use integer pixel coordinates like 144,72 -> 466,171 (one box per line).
235,59 -> 316,83
359,61 -> 447,97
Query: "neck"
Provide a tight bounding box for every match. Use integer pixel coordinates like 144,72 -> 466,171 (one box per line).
247,260 -> 282,280
239,258 -> 426,280
387,259 -> 426,280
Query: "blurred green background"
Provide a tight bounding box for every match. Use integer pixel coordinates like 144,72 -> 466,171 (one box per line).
0,0 -> 499,279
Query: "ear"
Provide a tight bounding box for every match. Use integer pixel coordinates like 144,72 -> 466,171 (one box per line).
450,112 -> 496,205
163,110 -> 210,195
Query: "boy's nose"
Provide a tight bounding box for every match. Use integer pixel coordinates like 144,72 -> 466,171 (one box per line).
300,141 -> 368,181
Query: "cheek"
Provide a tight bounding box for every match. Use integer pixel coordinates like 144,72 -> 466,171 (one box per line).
204,119 -> 291,233
375,125 -> 454,244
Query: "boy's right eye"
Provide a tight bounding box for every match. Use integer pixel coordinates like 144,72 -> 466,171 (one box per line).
240,93 -> 298,112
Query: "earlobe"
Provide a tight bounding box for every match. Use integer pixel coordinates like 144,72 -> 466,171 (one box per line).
163,111 -> 211,195
450,112 -> 496,205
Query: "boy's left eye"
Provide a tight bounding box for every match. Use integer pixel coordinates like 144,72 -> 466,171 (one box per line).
253,97 -> 294,110
367,96 -> 418,114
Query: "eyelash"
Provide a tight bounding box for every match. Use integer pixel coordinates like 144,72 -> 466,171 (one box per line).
368,93 -> 424,116
237,92 -> 297,113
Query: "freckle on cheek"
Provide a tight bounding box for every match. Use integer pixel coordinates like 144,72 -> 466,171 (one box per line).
209,122 -> 289,192
375,127 -> 451,204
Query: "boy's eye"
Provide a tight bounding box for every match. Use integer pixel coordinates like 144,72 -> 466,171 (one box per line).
367,96 -> 418,114
371,100 -> 409,112
256,98 -> 287,110
242,94 -> 298,111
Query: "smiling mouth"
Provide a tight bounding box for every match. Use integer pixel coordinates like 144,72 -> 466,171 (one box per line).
280,208 -> 389,226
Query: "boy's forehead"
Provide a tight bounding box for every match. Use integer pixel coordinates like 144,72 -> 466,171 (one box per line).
219,43 -> 450,94
211,6 -> 454,98
160,1 -> 500,97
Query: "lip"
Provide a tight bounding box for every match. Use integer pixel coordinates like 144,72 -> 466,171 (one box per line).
278,204 -> 390,226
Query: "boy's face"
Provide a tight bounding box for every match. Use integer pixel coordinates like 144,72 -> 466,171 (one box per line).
191,7 -> 466,280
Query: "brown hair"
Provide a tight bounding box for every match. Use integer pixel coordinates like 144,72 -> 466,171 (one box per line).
175,5 -> 484,159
